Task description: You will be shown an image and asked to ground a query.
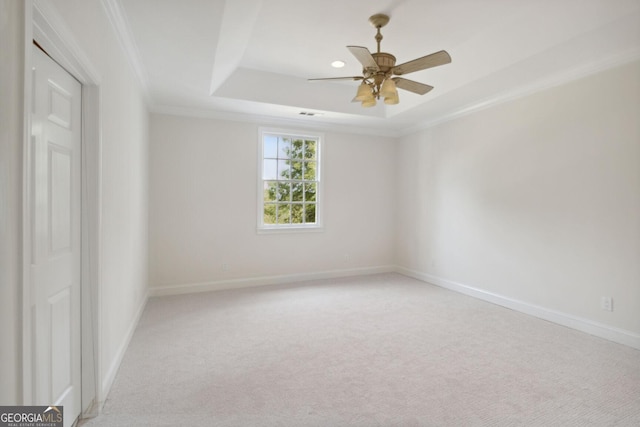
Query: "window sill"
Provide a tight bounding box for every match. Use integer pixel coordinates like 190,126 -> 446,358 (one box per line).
257,224 -> 324,235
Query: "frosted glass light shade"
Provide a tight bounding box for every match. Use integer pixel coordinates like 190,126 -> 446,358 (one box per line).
379,78 -> 397,98
361,98 -> 377,107
384,91 -> 399,105
355,82 -> 374,101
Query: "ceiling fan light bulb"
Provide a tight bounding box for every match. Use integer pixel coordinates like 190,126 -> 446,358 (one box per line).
379,78 -> 397,98
362,98 -> 377,108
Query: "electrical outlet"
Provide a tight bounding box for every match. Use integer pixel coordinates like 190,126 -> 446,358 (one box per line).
343,254 -> 351,263
222,263 -> 230,271
600,297 -> 613,312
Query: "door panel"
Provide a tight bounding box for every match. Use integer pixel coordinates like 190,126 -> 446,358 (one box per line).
31,44 -> 81,427
49,145 -> 72,253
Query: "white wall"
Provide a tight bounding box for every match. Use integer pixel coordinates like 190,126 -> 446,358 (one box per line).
47,0 -> 150,399
0,0 -> 149,404
397,60 -> 640,338
149,115 -> 396,291
0,0 -> 26,405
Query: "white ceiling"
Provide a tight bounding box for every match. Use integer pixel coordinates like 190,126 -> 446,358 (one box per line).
112,0 -> 640,136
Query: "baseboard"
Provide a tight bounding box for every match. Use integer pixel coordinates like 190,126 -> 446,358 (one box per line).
149,265 -> 396,297
99,288 -> 150,405
396,266 -> 640,351
150,265 -> 640,350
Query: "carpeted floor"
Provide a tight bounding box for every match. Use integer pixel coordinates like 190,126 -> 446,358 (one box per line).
80,273 -> 640,426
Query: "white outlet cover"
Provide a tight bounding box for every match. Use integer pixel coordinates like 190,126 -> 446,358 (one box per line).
600,297 -> 613,312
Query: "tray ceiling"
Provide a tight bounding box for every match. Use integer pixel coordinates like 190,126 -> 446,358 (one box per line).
108,0 -> 640,136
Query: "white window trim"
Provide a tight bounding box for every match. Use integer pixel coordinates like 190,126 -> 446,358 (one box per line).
257,127 -> 324,234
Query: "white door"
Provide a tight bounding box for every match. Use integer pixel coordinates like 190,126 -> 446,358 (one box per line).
31,44 -> 82,427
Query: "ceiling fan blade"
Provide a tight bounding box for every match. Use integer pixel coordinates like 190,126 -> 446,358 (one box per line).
347,46 -> 379,72
392,50 -> 451,76
308,76 -> 363,82
392,77 -> 434,95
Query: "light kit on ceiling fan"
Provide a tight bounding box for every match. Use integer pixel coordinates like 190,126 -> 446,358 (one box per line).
309,13 -> 451,108
355,81 -> 375,102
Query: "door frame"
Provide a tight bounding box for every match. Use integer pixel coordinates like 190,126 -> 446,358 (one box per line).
23,0 -> 103,417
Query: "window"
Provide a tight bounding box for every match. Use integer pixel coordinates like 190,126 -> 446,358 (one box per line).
258,128 -> 322,232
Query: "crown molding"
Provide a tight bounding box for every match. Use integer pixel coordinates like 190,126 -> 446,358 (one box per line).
150,104 -> 402,138
100,0 -> 151,105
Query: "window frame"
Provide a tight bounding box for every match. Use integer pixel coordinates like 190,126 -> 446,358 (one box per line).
257,127 -> 324,234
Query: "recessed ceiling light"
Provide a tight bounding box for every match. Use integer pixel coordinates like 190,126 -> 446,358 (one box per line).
331,60 -> 345,68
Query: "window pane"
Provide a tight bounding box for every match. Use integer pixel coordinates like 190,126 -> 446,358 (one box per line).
277,160 -> 290,180
277,182 -> 290,201
291,183 -> 303,202
264,135 -> 278,158
263,159 -> 278,180
303,161 -> 317,180
260,131 -> 321,229
291,139 -> 304,159
264,181 -> 278,202
304,140 -> 316,159
264,204 -> 276,224
278,138 -> 291,159
304,182 -> 316,202
290,161 -> 303,180
277,204 -> 290,224
305,203 -> 316,223
291,204 -> 304,224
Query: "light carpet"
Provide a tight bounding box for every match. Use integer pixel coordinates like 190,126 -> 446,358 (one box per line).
80,273 -> 640,426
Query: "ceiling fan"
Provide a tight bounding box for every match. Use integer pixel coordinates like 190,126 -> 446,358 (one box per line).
309,13 -> 451,107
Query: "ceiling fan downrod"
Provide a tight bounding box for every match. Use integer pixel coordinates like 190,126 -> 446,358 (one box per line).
369,13 -> 389,54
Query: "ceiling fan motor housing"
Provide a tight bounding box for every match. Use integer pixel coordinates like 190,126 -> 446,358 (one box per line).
370,52 -> 396,85
372,52 -> 396,71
